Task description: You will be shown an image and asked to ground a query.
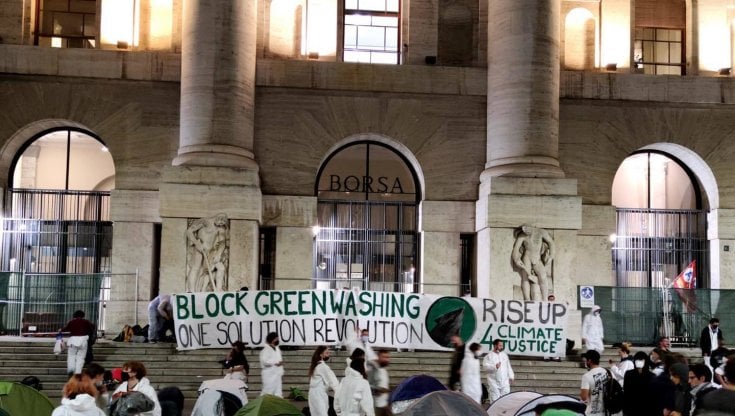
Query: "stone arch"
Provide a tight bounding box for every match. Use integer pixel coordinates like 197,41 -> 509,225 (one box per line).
317,133 -> 426,201
0,119 -> 114,188
638,142 -> 718,210
564,8 -> 595,70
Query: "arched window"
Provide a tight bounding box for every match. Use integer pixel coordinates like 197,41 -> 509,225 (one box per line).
314,141 -> 420,292
611,151 -> 707,288
3,128 -> 114,274
564,8 -> 595,70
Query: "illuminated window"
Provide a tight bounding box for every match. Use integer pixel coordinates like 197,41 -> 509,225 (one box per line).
634,28 -> 684,75
35,0 -> 97,48
314,142 -> 420,292
343,0 -> 400,64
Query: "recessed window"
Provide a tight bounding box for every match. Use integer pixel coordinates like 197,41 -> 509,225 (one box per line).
343,0 -> 400,64
634,28 -> 684,75
35,0 -> 97,48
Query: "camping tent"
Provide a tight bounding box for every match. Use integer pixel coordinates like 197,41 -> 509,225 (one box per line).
235,394 -> 302,416
513,394 -> 585,416
486,392 -> 585,416
192,379 -> 249,416
400,390 -> 486,416
389,374 -> 447,415
487,392 -> 542,415
0,381 -> 54,416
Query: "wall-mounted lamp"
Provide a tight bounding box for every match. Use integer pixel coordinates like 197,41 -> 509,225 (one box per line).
608,233 -> 617,243
307,52 -> 320,60
116,40 -> 129,49
605,63 -> 618,72
719,67 -> 731,76
311,225 -> 321,238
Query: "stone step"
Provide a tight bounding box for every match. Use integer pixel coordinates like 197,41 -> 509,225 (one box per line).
0,338 -> 706,412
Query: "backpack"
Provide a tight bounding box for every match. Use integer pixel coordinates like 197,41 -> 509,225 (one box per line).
603,369 -> 624,415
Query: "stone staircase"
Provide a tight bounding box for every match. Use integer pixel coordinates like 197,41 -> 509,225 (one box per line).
0,338 -> 705,414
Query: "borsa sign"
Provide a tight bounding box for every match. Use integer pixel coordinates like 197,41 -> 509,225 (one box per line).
173,289 -> 568,358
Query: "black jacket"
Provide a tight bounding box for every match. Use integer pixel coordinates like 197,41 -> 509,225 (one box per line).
700,325 -> 723,356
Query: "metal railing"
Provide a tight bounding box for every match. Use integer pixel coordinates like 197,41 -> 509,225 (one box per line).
260,276 -> 470,296
0,271 -> 139,336
579,286 -> 735,346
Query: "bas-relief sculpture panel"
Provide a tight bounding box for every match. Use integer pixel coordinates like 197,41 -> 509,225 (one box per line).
186,213 -> 230,292
512,224 -> 556,301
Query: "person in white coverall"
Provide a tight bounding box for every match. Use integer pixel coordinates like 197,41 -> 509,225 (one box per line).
308,346 -> 340,416
582,305 -> 605,353
259,332 -> 285,397
335,357 -> 374,416
52,374 -> 106,416
461,342 -> 483,403
483,339 -> 514,402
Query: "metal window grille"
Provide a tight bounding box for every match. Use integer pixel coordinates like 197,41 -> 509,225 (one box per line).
460,233 -> 475,296
313,200 -> 418,292
612,208 -> 708,288
1,189 -> 112,274
35,0 -> 97,48
259,227 -> 276,290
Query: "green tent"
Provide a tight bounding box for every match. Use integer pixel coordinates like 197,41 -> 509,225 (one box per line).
0,381 -> 54,416
235,394 -> 302,416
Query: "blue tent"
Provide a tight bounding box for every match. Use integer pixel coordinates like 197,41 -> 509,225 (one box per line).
390,374 -> 447,403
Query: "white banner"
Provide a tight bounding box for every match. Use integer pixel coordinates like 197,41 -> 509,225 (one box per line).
173,289 -> 568,357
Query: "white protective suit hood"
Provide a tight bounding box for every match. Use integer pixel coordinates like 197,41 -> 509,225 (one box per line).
56,394 -> 104,416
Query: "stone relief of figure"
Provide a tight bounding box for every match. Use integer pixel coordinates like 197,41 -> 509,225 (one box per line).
186,213 -> 229,292
511,224 -> 555,301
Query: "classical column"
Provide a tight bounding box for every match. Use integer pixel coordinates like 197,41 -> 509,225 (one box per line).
476,1 -> 582,302
482,0 -> 564,180
175,0 -> 258,169
159,0 -> 262,293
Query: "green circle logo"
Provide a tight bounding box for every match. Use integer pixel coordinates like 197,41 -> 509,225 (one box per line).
425,297 -> 476,347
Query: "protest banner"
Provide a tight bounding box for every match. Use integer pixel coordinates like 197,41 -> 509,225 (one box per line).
173,289 -> 568,357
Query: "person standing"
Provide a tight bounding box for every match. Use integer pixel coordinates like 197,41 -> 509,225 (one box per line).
147,294 -> 172,343
580,350 -> 607,416
308,346 -> 339,416
484,339 -> 514,402
699,318 -> 723,358
448,334 -> 465,391
622,351 -> 656,416
335,357 -> 374,416
259,332 -> 284,397
701,359 -> 735,414
369,350 -> 391,416
667,362 -> 691,416
609,342 -> 634,387
461,343 -> 483,404
582,305 -> 604,353
345,326 -> 377,363
61,310 -> 95,376
689,363 -> 716,416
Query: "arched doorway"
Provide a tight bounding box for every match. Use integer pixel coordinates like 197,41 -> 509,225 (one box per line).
612,150 -> 707,288
1,126 -> 115,335
314,141 -> 421,292
3,127 -> 115,274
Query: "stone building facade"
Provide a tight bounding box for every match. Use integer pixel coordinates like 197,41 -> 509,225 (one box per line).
1,0 -> 734,330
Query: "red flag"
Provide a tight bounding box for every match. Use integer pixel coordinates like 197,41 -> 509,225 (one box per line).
673,260 -> 697,312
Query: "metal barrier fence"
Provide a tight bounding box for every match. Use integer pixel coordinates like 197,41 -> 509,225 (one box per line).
0,271 -> 138,336
580,286 -> 735,346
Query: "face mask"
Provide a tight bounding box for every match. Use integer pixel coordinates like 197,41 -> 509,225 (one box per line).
121,372 -> 130,382
322,356 -> 330,362
273,340 -> 280,347
635,360 -> 645,369
361,336 -> 369,343
475,353 -> 481,359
